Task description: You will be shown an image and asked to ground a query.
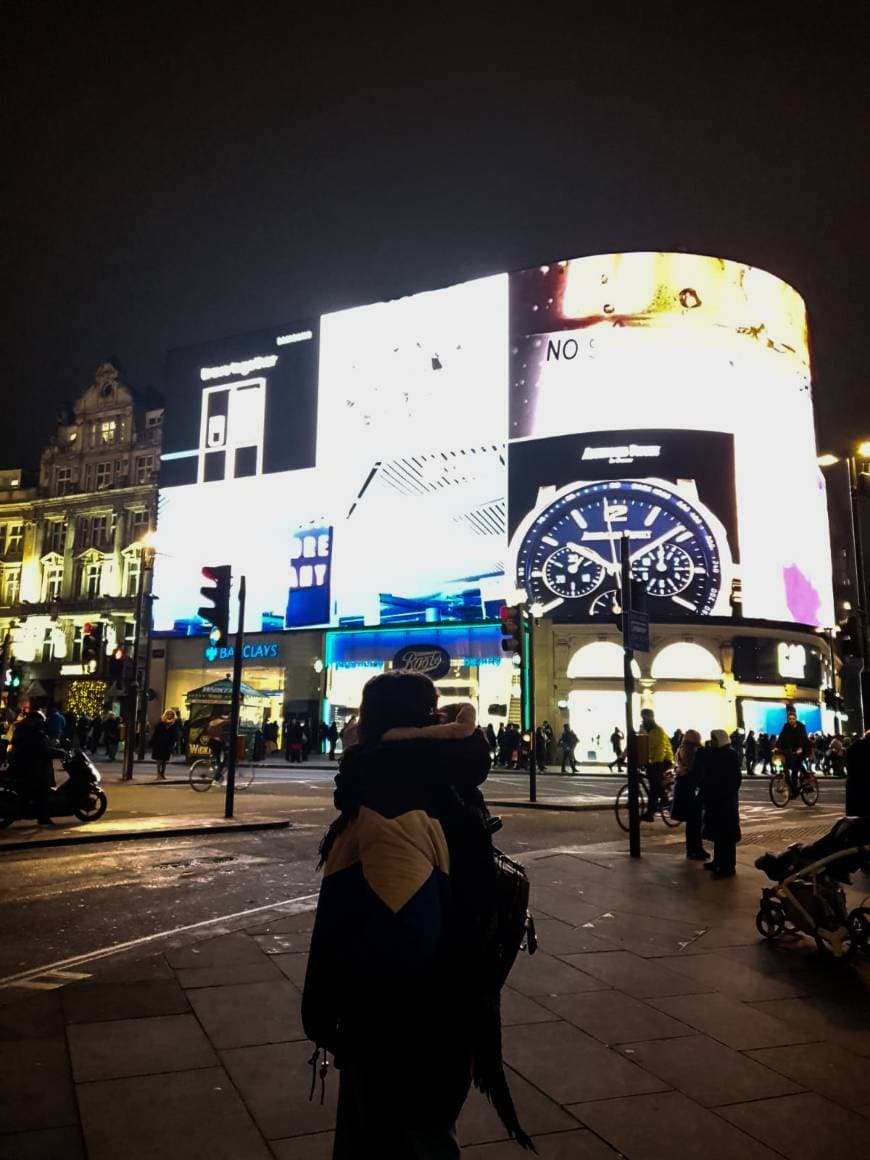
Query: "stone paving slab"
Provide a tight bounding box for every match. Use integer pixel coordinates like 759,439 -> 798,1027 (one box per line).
537,989 -> 694,1045
571,1090 -> 784,1160
458,1066 -> 580,1145
186,979 -> 304,1049
61,976 -> 190,1023
647,990 -> 818,1050
0,1037 -> 78,1134
718,1092 -> 870,1160
462,1129 -> 619,1158
0,1125 -> 85,1160
747,1040 -> 870,1110
270,1134 -> 334,1159
219,1041 -> 338,1140
558,949 -> 713,997
68,1012 -> 218,1082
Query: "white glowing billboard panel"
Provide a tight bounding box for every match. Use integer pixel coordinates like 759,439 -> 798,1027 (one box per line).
153,252 -> 833,633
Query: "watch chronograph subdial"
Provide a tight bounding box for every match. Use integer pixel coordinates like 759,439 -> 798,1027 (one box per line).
632,542 -> 695,596
589,588 -> 621,617
542,547 -> 605,598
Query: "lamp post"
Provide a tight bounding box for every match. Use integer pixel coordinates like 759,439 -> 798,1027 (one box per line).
121,534 -> 156,781
818,441 -> 870,730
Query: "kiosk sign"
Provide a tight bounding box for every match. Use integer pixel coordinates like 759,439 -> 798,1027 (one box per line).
392,644 -> 452,680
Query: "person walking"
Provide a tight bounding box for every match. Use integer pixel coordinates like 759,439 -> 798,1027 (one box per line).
534,725 -> 548,772
559,723 -> 578,774
287,719 -> 304,763
150,710 -> 176,779
609,726 -> 626,772
262,717 -> 279,756
671,729 -> 708,860
45,704 -> 66,745
697,728 -> 742,878
744,729 -> 757,775
327,720 -> 339,760
640,708 -> 673,821
103,711 -> 121,761
777,708 -> 810,799
485,722 -> 497,759
302,671 -> 532,1157
757,732 -> 774,775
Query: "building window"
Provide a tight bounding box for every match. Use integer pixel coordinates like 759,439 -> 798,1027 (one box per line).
55,467 -> 73,495
146,412 -> 162,428
42,564 -> 63,602
124,620 -> 136,649
72,624 -> 83,662
3,524 -> 23,555
89,514 -> 115,549
134,455 -> 154,484
45,521 -> 67,554
95,462 -> 113,490
42,627 -> 56,664
83,562 -> 102,598
99,419 -> 117,445
128,508 -> 150,540
124,554 -> 141,597
1,567 -> 21,606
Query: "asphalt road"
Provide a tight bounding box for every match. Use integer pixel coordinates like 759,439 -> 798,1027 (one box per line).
1,771 -> 848,1004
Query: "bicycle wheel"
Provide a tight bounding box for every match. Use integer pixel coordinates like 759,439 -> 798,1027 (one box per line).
800,778 -> 819,807
660,801 -> 682,828
235,761 -> 259,791
615,783 -> 648,832
189,759 -> 215,791
768,775 -> 789,808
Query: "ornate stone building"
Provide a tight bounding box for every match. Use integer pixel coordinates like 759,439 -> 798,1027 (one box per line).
0,363 -> 163,713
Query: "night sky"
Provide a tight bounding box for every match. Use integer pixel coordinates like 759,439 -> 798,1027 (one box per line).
3,4 -> 869,468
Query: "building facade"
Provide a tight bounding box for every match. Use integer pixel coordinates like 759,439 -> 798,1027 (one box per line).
0,363 -> 163,717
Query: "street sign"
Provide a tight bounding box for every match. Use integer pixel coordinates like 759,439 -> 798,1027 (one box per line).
627,610 -> 650,653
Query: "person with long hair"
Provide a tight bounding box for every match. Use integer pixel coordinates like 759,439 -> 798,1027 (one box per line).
302,669 -> 533,1158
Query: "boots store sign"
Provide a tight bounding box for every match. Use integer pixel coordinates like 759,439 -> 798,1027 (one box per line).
392,644 -> 452,680
203,642 -> 280,664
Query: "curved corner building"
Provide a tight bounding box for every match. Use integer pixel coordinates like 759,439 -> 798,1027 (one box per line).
152,251 -> 836,752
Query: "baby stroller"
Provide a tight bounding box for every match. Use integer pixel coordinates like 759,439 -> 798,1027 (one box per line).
754,817 -> 870,958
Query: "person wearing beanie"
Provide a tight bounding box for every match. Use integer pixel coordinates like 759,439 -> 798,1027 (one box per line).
696,728 -> 742,878
671,729 -> 708,860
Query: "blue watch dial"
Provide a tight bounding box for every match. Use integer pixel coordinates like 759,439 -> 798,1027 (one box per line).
516,479 -> 723,619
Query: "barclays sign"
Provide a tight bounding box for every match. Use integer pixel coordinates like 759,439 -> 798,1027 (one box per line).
391,644 -> 452,681
204,642 -> 280,664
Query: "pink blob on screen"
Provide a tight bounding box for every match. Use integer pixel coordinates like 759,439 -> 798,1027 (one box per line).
783,564 -> 822,625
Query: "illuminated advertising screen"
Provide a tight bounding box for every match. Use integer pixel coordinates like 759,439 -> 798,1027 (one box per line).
152,253 -> 834,634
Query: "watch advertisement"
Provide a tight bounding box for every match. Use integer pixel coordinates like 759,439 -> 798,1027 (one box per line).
508,428 -> 738,621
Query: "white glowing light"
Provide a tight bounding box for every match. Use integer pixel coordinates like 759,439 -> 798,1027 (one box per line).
200,355 -> 277,381
275,329 -> 314,346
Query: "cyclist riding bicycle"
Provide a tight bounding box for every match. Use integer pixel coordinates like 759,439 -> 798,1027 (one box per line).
776,709 -> 810,799
201,710 -> 230,782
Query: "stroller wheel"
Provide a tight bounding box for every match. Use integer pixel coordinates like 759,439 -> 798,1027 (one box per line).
847,907 -> 870,952
756,901 -> 785,939
814,928 -> 856,959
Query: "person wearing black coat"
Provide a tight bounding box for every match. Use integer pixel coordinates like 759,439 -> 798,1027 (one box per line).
697,729 -> 742,878
150,710 -> 177,779
845,731 -> 870,817
9,710 -> 63,824
303,671 -> 532,1157
671,729 -> 708,860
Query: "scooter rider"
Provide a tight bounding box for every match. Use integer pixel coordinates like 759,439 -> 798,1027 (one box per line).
8,710 -> 65,825
777,708 -> 810,799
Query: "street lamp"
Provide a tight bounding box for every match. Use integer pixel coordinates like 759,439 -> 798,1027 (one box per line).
818,440 -> 870,729
121,532 -> 157,780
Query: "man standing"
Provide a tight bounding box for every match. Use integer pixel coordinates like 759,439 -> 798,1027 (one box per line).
327,720 -> 339,760
744,729 -> 757,775
640,708 -> 674,821
776,708 -> 809,799
609,726 -> 626,772
103,711 -> 121,761
559,723 -> 578,774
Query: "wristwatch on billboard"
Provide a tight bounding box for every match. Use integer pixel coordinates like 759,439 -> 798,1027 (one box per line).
508,477 -> 734,619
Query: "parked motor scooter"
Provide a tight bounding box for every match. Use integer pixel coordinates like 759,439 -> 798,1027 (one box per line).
0,749 -> 107,827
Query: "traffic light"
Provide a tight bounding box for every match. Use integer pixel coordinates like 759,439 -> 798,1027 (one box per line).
6,661 -> 23,707
81,622 -> 104,672
838,617 -> 862,659
198,565 -> 231,642
500,604 -> 524,655
8,663 -> 22,691
109,646 -> 126,682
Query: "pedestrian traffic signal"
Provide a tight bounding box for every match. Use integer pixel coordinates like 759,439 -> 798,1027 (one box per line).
109,646 -> 126,682
82,623 -> 103,671
500,604 -> 524,655
8,663 -> 21,689
199,565 -> 231,642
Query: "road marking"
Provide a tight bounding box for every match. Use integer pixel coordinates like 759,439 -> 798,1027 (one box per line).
0,891 -> 319,992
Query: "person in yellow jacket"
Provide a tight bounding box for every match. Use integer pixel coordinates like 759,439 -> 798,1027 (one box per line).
640,708 -> 674,822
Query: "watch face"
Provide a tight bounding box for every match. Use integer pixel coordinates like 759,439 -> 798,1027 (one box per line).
515,479 -> 724,619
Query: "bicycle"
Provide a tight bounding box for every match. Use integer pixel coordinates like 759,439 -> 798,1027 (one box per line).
188,755 -> 259,792
615,772 -> 681,832
768,762 -> 819,809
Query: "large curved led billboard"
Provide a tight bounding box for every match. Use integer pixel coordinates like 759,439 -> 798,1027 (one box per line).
153,253 -> 833,633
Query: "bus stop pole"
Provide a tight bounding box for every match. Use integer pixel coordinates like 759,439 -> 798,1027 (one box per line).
224,575 -> 246,820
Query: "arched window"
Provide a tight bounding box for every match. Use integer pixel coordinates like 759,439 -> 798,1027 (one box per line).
567,641 -> 639,679
651,642 -> 721,680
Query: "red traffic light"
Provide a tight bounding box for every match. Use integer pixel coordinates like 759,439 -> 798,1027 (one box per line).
112,647 -> 125,662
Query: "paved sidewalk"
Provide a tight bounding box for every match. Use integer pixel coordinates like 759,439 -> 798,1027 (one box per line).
1,842 -> 868,1159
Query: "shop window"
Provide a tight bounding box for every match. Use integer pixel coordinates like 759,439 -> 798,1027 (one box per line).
651,643 -> 721,680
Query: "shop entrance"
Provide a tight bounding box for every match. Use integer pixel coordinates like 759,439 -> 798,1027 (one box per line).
568,689 -> 639,764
